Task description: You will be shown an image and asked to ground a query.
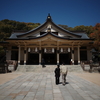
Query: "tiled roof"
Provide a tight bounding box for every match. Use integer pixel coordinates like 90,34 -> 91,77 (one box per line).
8,14 -> 91,40
16,15 -> 81,38
7,32 -> 93,40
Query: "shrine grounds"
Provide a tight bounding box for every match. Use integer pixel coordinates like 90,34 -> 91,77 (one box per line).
0,65 -> 100,100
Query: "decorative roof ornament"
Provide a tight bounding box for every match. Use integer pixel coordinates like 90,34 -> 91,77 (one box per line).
47,24 -> 51,32
48,13 -> 50,16
47,25 -> 51,28
47,28 -> 51,32
47,13 -> 51,19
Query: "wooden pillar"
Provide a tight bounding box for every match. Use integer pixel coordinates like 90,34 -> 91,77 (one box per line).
57,52 -> 59,64
39,41 -> 41,65
78,46 -> 80,64
57,41 -> 59,65
72,46 -> 74,65
39,48 -> 41,65
18,45 -> 21,65
24,47 -> 27,65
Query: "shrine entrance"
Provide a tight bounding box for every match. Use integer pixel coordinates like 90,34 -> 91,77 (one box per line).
42,48 -> 57,64
59,53 -> 71,65
28,53 -> 39,65
43,53 -> 56,64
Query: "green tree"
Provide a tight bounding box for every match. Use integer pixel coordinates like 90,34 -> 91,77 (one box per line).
0,19 -> 41,41
72,25 -> 93,34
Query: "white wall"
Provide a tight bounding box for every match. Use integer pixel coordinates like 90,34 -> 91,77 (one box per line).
58,33 -> 65,37
35,33 -> 40,37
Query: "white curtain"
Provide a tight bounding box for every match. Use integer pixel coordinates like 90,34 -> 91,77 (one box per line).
35,47 -> 38,52
52,48 -> 54,52
44,48 -> 46,52
61,48 -> 63,52
68,48 -> 70,52
28,48 -> 31,52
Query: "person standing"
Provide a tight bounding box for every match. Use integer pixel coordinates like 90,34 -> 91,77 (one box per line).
60,63 -> 68,85
41,58 -> 45,67
54,64 -> 60,85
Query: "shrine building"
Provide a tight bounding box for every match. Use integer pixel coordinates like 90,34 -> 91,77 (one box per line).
1,14 -> 93,65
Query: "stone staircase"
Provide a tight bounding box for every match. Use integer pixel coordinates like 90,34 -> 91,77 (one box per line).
67,65 -> 84,73
16,65 -> 83,73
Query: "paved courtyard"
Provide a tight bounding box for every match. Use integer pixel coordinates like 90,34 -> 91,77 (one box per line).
0,66 -> 100,100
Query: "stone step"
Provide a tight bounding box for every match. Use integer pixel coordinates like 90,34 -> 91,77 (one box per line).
67,65 -> 83,73
16,65 -> 83,73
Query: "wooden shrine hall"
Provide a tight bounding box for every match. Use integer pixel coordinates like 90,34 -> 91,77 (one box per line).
0,14 -> 93,65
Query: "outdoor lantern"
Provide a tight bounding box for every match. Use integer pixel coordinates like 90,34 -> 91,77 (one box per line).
61,48 -> 63,52
28,48 -> 31,52
68,48 -> 70,52
47,28 -> 51,32
52,48 -> 54,53
44,48 -> 46,52
35,47 -> 38,52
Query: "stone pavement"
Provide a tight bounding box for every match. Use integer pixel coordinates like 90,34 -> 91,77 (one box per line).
0,66 -> 100,100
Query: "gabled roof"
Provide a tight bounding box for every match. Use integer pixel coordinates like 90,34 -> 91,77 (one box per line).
16,14 -> 81,38
8,14 -> 92,40
7,32 -> 93,41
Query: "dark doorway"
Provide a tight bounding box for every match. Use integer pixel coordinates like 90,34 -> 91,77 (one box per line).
80,51 -> 87,61
28,53 -> 39,65
11,51 -> 18,60
59,53 -> 71,65
43,53 -> 56,64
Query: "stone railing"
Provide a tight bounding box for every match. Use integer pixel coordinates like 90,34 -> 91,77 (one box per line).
81,60 -> 100,72
6,60 -> 18,72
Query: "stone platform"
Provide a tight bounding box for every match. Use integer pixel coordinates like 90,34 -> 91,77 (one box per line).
0,65 -> 100,100
16,65 -> 83,73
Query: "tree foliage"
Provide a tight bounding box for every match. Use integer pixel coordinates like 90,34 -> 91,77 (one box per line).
0,19 -> 94,41
89,23 -> 100,51
0,19 -> 40,41
0,19 -> 41,59
0,19 -> 99,50
58,24 -> 93,35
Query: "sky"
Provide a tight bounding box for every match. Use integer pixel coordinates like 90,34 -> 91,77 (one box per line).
0,0 -> 100,27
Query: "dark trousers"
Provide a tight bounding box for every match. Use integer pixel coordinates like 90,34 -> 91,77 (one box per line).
55,77 -> 60,84
42,64 -> 45,67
